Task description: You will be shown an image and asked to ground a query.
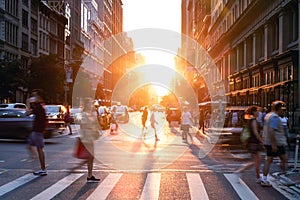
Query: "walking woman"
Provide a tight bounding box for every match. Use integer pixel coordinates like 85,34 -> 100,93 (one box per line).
236,106 -> 264,183
78,99 -> 101,182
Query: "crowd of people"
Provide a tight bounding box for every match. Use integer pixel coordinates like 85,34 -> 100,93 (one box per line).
236,100 -> 289,187
25,88 -> 290,187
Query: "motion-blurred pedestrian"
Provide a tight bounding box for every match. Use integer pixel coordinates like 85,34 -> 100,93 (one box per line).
26,89 -> 47,176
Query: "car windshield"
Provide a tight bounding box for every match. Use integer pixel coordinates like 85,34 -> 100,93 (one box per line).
70,108 -> 82,114
0,104 -> 9,108
116,106 -> 126,112
0,109 -> 25,118
45,106 -> 60,113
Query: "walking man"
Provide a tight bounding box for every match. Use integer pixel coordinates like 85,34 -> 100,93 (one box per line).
181,106 -> 194,144
26,89 -> 47,176
261,100 -> 288,187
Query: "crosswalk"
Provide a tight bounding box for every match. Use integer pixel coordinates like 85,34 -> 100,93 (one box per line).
1,171 -> 299,200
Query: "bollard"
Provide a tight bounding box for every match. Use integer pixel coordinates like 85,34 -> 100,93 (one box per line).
294,133 -> 299,171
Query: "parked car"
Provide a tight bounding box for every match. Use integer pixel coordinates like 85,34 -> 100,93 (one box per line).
0,103 -> 27,109
0,108 -> 54,139
166,107 -> 181,124
97,106 -> 112,130
111,105 -> 129,123
45,105 -> 66,128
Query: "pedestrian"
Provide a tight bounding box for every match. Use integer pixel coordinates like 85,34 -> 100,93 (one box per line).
261,100 -> 288,187
64,106 -> 72,135
235,106 -> 264,183
142,106 -> 148,136
26,89 -> 47,176
198,108 -> 204,132
79,99 -> 101,183
232,112 -> 238,127
256,107 -> 263,130
181,106 -> 194,144
279,108 -> 290,150
150,110 -> 159,141
261,107 -> 267,127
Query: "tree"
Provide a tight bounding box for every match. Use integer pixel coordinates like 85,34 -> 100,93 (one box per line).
29,54 -> 65,104
0,60 -> 30,102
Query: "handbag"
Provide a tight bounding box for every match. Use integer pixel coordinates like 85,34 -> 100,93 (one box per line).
74,138 -> 92,159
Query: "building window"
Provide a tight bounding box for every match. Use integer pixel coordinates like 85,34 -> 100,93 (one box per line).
31,18 -> 37,33
22,0 -> 28,6
243,77 -> 250,89
270,17 -> 279,52
22,33 -> 29,51
22,10 -> 28,28
5,22 -> 18,46
288,9 -> 298,43
255,29 -> 264,60
265,70 -> 275,85
30,39 -> 37,56
246,37 -> 253,66
5,0 -> 18,16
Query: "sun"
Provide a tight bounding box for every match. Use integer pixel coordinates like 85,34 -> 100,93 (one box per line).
153,85 -> 169,97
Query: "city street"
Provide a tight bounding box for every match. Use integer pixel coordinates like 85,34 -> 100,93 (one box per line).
0,112 -> 299,200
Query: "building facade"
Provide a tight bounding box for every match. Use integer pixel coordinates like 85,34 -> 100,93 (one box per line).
0,0 -> 67,102
182,0 -> 299,129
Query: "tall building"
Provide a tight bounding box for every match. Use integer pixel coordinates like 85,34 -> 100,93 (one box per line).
0,0 -> 67,102
183,0 -> 299,129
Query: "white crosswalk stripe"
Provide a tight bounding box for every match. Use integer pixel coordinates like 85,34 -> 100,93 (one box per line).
186,173 -> 209,200
87,173 -> 122,200
224,174 -> 259,200
0,173 -> 38,197
140,173 -> 161,200
30,173 -> 84,200
0,171 -> 294,199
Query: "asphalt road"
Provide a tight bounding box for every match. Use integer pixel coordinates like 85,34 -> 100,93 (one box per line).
0,112 -> 298,199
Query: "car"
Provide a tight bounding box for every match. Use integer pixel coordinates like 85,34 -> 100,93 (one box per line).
70,107 -> 83,124
166,107 -> 181,124
0,108 -> 54,139
0,108 -> 33,139
45,105 -> 66,128
97,106 -> 112,130
0,103 -> 28,109
111,105 -> 129,123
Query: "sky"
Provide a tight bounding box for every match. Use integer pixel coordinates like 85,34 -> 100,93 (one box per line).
122,0 -> 181,33
122,0 -> 181,96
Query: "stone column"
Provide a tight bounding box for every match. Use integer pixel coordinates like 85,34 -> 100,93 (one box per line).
278,11 -> 284,54
252,33 -> 257,65
264,23 -> 269,61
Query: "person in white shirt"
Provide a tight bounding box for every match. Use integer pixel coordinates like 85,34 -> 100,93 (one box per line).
181,106 -> 194,144
150,111 -> 159,141
279,110 -> 290,149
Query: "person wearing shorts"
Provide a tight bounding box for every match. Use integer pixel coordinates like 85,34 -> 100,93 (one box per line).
261,101 -> 288,187
27,89 -> 47,176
